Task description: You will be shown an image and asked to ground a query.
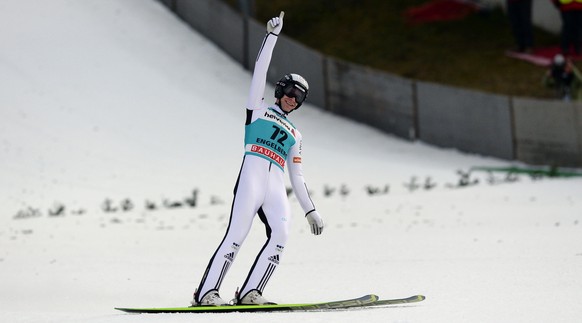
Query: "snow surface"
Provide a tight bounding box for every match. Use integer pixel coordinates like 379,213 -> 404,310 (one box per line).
1,1 -> 581,322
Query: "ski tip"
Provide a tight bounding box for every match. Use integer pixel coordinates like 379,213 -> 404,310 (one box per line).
410,295 -> 426,302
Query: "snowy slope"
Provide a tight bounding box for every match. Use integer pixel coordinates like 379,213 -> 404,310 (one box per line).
1,1 -> 581,323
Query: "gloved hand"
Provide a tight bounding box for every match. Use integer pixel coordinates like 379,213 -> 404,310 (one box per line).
306,210 -> 324,235
267,11 -> 284,35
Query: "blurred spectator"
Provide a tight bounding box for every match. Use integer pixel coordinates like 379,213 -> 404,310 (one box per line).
552,0 -> 582,55
543,54 -> 582,100
507,0 -> 534,53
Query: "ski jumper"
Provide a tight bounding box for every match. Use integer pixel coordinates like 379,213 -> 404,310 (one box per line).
194,31 -> 316,303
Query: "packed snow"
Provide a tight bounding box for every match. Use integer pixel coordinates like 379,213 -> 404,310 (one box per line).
1,1 -> 581,322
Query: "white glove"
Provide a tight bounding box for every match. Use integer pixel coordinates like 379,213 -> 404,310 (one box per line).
306,210 -> 324,235
267,11 -> 284,35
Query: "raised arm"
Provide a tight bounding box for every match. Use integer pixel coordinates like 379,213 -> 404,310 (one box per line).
246,12 -> 284,110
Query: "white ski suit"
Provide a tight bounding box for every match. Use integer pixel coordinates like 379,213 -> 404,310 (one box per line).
194,30 -> 321,303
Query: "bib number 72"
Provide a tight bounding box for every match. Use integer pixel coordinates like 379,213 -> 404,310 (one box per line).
270,125 -> 288,146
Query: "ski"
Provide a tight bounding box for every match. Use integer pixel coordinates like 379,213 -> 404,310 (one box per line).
115,294 -> 377,314
369,294 -> 425,307
115,294 -> 424,314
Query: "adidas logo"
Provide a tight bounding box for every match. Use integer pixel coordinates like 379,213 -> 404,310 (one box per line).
268,254 -> 280,265
224,252 -> 234,262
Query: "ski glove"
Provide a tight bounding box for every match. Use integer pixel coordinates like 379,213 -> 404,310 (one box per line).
267,11 -> 284,35
306,210 -> 324,235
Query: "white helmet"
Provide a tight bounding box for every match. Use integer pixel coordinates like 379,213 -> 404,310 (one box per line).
275,73 -> 309,109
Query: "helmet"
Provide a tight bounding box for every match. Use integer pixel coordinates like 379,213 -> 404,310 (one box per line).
275,73 -> 309,109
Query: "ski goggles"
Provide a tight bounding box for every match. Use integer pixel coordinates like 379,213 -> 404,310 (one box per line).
282,84 -> 307,104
